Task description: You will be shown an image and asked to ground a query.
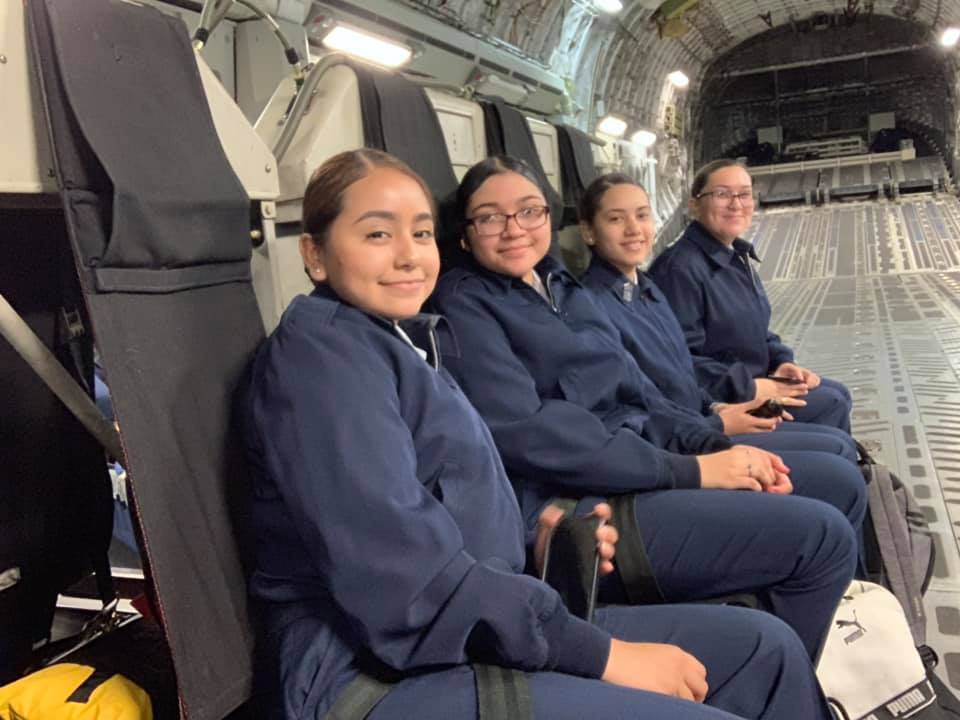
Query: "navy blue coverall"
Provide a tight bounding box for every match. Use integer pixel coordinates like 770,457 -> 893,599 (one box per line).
580,254 -> 857,461
431,257 -> 859,659
648,221 -> 852,432
244,287 -> 833,719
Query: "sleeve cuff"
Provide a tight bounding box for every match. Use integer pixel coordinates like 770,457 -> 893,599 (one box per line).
660,452 -> 701,489
704,413 -> 724,432
544,608 -> 613,679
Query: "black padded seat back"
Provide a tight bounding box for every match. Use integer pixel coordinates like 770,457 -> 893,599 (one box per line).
351,66 -> 459,200
480,98 -> 563,233
27,1 -> 263,718
352,65 -> 463,270
556,124 -> 599,226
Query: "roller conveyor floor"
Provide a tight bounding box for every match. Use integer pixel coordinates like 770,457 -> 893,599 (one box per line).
749,194 -> 960,691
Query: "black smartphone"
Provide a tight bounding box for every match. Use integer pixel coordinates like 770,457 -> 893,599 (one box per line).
748,399 -> 784,419
768,375 -> 806,385
541,515 -> 601,623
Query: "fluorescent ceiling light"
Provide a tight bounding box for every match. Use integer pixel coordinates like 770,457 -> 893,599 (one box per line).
598,115 -> 627,138
941,27 -> 960,47
632,129 -> 657,147
322,25 -> 412,68
667,70 -> 690,88
594,0 -> 624,12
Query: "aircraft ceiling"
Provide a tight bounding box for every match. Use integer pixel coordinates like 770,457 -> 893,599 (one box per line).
400,0 -> 953,132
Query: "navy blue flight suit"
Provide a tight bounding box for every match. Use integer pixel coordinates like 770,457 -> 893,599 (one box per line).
244,286 -> 833,719
648,221 -> 852,432
580,254 -> 857,462
431,257 -> 859,659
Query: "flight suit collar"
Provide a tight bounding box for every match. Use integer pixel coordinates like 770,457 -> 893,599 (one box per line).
686,221 -> 760,268
464,254 -> 581,295
310,283 -> 454,368
586,254 -> 658,304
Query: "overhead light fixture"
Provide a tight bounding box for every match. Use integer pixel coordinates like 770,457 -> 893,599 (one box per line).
667,70 -> 690,88
632,129 -> 657,147
941,27 -> 960,47
598,115 -> 627,138
594,0 -> 624,12
321,24 -> 413,68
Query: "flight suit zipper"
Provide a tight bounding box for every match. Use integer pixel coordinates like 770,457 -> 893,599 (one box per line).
544,271 -> 560,314
427,324 -> 441,370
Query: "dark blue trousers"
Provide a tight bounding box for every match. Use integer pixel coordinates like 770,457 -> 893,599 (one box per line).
775,450 -> 866,530
734,435 -> 867,575
629,489 -> 858,660
782,377 -> 852,433
367,605 -> 832,720
734,421 -> 857,463
578,453 -> 862,659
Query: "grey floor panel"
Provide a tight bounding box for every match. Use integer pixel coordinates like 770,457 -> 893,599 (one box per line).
758,194 -> 960,691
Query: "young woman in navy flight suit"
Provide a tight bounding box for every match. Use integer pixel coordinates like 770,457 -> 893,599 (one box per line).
430,155 -> 860,662
648,159 -> 853,433
243,149 -> 835,720
576,173 -> 857,461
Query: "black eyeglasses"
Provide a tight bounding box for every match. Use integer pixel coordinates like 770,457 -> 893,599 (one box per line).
466,205 -> 550,237
697,189 -> 756,206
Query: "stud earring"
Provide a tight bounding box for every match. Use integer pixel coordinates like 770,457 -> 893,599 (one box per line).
459,238 -> 469,251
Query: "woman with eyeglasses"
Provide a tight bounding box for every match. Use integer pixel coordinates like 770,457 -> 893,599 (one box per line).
649,160 -> 852,433
431,155 -> 859,663
244,149 -> 835,720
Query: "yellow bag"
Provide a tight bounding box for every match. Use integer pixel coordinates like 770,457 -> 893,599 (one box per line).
0,664 -> 152,719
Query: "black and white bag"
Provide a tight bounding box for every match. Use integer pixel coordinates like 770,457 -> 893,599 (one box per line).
818,581 -> 937,720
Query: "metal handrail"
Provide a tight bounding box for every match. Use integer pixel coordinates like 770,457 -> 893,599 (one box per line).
272,53 -> 358,164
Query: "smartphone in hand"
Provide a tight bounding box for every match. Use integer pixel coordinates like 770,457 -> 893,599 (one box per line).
768,375 -> 805,385
748,399 -> 784,419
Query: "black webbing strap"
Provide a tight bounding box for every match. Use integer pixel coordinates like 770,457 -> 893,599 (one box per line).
324,665 -> 533,720
474,664 -> 533,720
66,668 -> 112,703
853,439 -> 875,466
540,499 -> 601,623
324,672 -> 395,720
609,494 -> 665,605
